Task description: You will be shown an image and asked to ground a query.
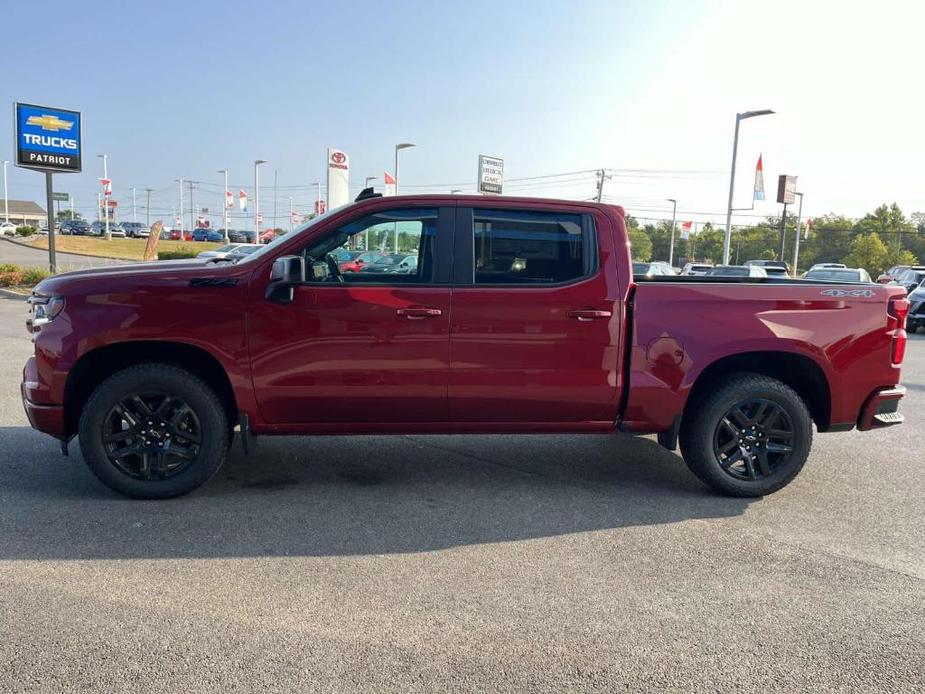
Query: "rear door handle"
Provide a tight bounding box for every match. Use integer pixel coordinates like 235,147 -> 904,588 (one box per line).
568,309 -> 612,322
396,307 -> 442,319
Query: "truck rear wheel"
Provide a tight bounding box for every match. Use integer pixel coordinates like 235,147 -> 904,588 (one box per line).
679,373 -> 812,497
78,364 -> 229,499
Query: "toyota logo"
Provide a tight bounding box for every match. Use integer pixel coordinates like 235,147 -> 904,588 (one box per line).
331,152 -> 346,164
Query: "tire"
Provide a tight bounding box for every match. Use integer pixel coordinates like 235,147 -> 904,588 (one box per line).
679,373 -> 813,497
78,364 -> 229,499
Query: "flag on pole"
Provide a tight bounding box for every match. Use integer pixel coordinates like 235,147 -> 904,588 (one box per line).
804,218 -> 812,240
238,190 -> 248,211
753,154 -> 765,201
225,190 -> 233,209
384,171 -> 396,197
100,178 -> 112,197
679,221 -> 693,240
291,210 -> 301,225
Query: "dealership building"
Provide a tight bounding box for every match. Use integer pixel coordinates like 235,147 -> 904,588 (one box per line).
2,199 -> 46,227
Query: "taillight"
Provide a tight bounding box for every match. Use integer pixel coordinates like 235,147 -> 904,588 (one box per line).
889,297 -> 909,365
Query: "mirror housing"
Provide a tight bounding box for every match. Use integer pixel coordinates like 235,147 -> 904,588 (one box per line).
266,255 -> 305,303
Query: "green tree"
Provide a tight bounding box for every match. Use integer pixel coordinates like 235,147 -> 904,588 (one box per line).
627,227 -> 652,261
56,209 -> 84,222
845,233 -> 889,276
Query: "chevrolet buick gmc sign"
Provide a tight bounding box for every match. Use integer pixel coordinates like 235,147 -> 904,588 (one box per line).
14,102 -> 82,173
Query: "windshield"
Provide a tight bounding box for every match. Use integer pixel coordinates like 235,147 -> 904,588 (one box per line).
806,269 -> 862,281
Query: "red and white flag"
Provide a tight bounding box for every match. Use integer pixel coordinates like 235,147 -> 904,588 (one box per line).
291,210 -> 301,224
753,154 -> 765,201
225,190 -> 234,209
679,221 -> 693,240
384,171 -> 396,196
804,217 -> 812,240
238,190 -> 248,211
100,178 -> 112,197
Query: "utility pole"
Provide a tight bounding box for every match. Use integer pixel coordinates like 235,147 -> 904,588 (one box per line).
178,178 -> 184,234
70,196 -> 74,221
132,187 -> 137,222
144,188 -> 153,228
188,180 -> 195,231
97,154 -> 111,240
273,169 -> 278,233
289,196 -> 294,234
218,170 -> 229,242
2,160 -> 9,225
254,160 -> 267,240
667,198 -> 678,267
595,169 -> 612,203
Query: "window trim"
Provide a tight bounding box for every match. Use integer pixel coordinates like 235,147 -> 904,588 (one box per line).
296,206 -> 455,287
452,206 -> 599,288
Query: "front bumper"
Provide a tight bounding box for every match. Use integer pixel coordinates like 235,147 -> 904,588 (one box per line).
857,385 -> 905,431
21,356 -> 66,439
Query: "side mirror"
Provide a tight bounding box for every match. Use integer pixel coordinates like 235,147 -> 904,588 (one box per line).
266,255 -> 304,303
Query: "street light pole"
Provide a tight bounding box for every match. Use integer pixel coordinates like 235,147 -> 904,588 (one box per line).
723,109 -> 774,265
218,169 -> 229,242
667,198 -> 678,267
254,160 -> 267,241
793,192 -> 804,274
2,160 -> 9,225
97,154 -> 110,240
178,178 -> 184,236
364,176 -> 377,189
132,187 -> 137,222
311,181 -> 321,215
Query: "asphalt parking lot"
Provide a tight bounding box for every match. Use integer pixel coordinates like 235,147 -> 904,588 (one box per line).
1,295 -> 923,693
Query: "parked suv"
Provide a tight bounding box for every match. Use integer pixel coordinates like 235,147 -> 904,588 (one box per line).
60,220 -> 91,236
121,222 -> 149,238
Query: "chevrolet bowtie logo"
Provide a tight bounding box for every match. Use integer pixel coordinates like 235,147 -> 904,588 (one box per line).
26,114 -> 74,132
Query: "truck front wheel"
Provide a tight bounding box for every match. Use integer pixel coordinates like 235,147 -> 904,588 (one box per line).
679,374 -> 813,497
78,364 -> 229,499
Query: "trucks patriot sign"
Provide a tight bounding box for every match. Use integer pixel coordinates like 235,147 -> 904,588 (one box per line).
15,103 -> 82,173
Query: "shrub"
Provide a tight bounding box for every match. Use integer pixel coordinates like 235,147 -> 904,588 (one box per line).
156,249 -> 198,260
16,226 -> 37,237
0,270 -> 24,287
0,263 -> 18,273
21,266 -> 51,285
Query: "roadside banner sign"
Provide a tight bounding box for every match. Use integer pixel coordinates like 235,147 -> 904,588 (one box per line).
225,190 -> 234,208
326,148 -> 350,209
384,171 -> 396,196
143,221 -> 163,261
753,154 -> 765,201
680,221 -> 693,240
777,175 -> 797,205
52,192 -> 69,202
238,190 -> 248,211
14,102 -> 82,173
478,155 -> 504,194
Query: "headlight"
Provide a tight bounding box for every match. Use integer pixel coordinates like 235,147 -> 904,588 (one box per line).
27,295 -> 65,334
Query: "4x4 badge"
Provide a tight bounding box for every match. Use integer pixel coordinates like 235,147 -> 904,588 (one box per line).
820,288 -> 875,298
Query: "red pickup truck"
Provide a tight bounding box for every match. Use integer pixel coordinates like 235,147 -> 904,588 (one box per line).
22,194 -> 909,499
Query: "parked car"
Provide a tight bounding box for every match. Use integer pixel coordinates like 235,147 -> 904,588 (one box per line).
876,265 -> 925,284
192,228 -> 224,242
23,194 -> 908,500
228,229 -> 257,244
707,265 -> 768,277
89,221 -> 126,238
60,220 -> 91,236
339,251 -> 384,273
259,229 -> 276,244
1,221 -> 19,236
808,263 -> 847,272
893,269 -> 925,293
167,229 -> 193,241
225,245 -> 261,261
359,253 -> 415,273
906,282 -> 925,333
681,263 -> 713,276
197,243 -> 252,260
744,260 -> 789,277
121,222 -> 149,238
803,268 -> 872,283
632,261 -> 674,276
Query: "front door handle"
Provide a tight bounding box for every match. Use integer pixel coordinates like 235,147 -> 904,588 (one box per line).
396,307 -> 442,319
568,309 -> 612,322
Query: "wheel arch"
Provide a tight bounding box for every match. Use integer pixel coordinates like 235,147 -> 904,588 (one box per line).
64,341 -> 238,438
683,351 -> 832,431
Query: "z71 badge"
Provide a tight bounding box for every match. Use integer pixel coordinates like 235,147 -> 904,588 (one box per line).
820,288 -> 875,298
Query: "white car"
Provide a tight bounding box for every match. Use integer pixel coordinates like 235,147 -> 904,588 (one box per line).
0,222 -> 17,236
681,263 -> 713,276
197,243 -> 252,260
808,263 -> 847,272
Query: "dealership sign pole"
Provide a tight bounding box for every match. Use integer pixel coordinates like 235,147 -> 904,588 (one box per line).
14,103 -> 83,273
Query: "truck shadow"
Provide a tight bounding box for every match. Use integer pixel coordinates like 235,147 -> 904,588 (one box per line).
0,426 -> 753,560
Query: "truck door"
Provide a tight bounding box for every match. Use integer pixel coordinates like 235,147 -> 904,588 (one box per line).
448,205 -> 622,423
247,205 -> 455,424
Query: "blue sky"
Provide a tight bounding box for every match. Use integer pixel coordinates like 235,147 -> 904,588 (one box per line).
2,0 -> 922,228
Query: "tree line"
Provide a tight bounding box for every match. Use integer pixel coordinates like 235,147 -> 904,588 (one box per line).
627,203 -> 925,276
